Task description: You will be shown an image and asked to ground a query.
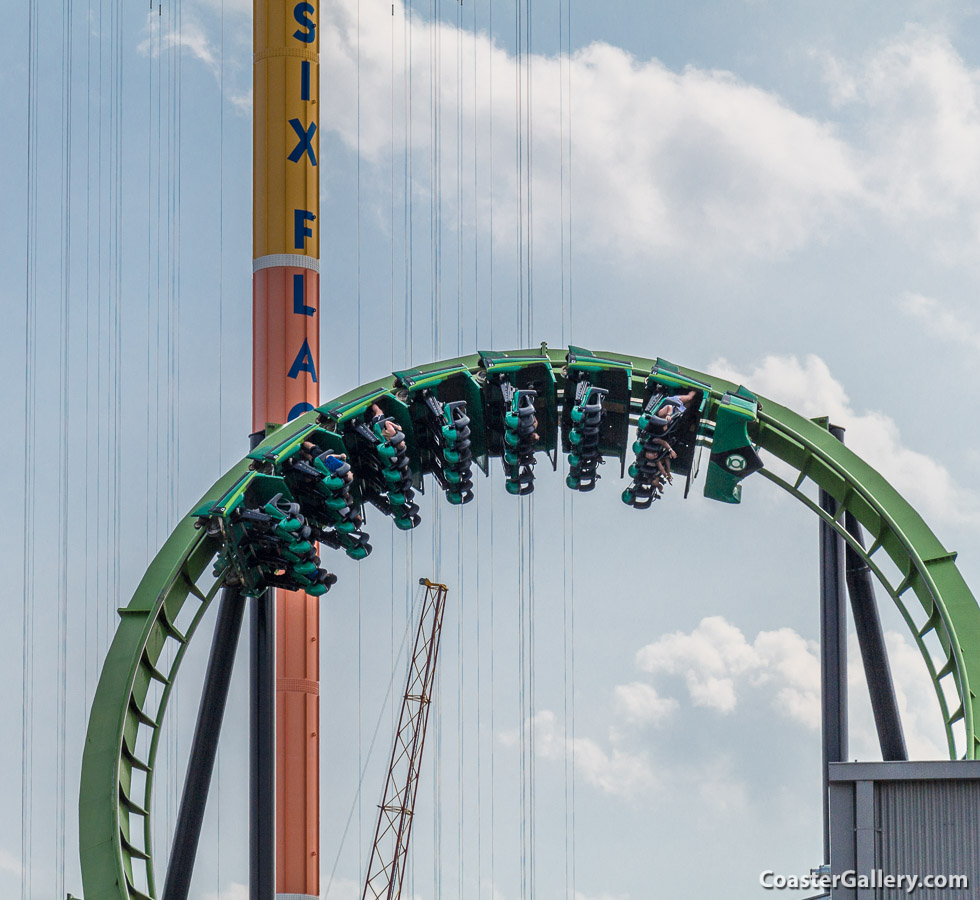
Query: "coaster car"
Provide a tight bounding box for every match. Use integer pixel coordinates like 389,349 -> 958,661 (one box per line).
480,347 -> 558,497
703,386 -> 765,504
319,391 -> 423,531
561,346 -> 634,491
395,362 -> 488,505
194,474 -> 337,596
246,424 -> 371,559
622,360 -> 710,509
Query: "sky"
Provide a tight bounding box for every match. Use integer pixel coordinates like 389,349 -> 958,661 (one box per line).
4,0 -> 980,898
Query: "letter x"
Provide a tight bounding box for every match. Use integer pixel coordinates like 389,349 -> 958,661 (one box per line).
288,118 -> 318,166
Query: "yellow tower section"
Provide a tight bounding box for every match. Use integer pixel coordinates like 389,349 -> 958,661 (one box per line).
253,2 -> 321,898
253,0 -> 320,430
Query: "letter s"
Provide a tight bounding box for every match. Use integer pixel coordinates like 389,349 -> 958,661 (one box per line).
293,2 -> 316,43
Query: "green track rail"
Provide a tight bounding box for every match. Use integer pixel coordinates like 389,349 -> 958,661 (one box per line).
78,348 -> 980,900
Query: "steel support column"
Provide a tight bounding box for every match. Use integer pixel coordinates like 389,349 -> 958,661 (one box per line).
251,588 -> 276,900
162,586 -> 246,900
820,424 -> 848,864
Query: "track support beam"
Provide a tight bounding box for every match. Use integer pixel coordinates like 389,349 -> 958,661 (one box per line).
820,424 -> 848,864
834,417 -> 907,762
162,586 -> 246,900
844,512 -> 907,761
251,589 -> 276,900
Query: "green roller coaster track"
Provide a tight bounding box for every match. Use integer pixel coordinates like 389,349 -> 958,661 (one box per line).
78,347 -> 980,900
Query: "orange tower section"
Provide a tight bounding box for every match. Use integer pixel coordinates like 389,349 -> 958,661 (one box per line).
253,1 -> 321,897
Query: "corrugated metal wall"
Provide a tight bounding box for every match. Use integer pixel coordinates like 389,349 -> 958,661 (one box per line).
876,780 -> 980,898
828,763 -> 980,899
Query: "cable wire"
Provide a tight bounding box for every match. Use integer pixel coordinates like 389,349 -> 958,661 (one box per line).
21,0 -> 40,892
56,0 -> 74,889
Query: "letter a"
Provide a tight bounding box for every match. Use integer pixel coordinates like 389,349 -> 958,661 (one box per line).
287,339 -> 318,382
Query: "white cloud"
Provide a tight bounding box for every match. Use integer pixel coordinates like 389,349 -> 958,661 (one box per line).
138,6 -> 251,114
197,0 -> 251,16
630,611 -> 949,762
318,0 -> 863,261
318,6 -> 980,266
633,615 -> 949,759
203,883 -> 247,900
139,17 -> 220,78
694,757 -> 750,815
822,28 -> 980,259
163,3 -> 980,265
826,31 -> 980,215
165,3 -> 980,266
500,710 -> 658,799
613,681 -> 678,725
635,616 -> 821,728
0,850 -> 21,876
900,292 -> 980,353
227,89 -> 252,116
710,353 -> 980,525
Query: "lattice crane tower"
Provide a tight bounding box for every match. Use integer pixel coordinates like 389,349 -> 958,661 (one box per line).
362,579 -> 450,900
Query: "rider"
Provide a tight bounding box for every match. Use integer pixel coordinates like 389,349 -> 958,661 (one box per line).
655,389 -> 697,429
370,403 -> 407,451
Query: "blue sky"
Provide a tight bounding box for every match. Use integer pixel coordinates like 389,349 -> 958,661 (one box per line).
5,1 -> 980,898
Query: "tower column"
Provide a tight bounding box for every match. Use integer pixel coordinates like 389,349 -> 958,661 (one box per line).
253,1 -> 321,897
